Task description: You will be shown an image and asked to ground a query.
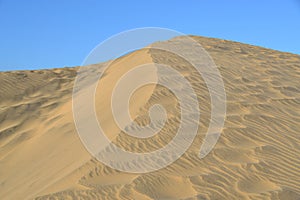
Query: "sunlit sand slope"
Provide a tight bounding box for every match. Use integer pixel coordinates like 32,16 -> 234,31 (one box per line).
0,36 -> 299,200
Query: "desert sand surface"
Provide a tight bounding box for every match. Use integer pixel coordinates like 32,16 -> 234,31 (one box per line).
0,36 -> 300,200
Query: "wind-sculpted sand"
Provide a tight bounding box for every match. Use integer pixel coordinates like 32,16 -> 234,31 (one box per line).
0,36 -> 300,199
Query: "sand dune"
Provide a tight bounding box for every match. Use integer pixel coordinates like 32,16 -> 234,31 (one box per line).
0,36 -> 300,199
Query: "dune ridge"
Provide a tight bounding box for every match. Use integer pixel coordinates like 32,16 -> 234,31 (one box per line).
0,36 -> 300,199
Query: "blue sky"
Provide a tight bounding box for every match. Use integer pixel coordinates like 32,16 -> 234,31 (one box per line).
0,0 -> 299,71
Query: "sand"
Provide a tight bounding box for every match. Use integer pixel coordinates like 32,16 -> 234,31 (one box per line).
0,36 -> 300,200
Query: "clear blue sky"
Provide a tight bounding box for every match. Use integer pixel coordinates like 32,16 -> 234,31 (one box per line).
0,0 -> 299,71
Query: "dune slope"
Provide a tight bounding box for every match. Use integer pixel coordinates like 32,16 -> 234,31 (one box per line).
0,36 -> 300,200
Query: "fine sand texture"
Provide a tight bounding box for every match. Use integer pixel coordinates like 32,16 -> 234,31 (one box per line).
0,36 -> 300,199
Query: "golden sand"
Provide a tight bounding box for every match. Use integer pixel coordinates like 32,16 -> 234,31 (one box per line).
0,36 -> 299,199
